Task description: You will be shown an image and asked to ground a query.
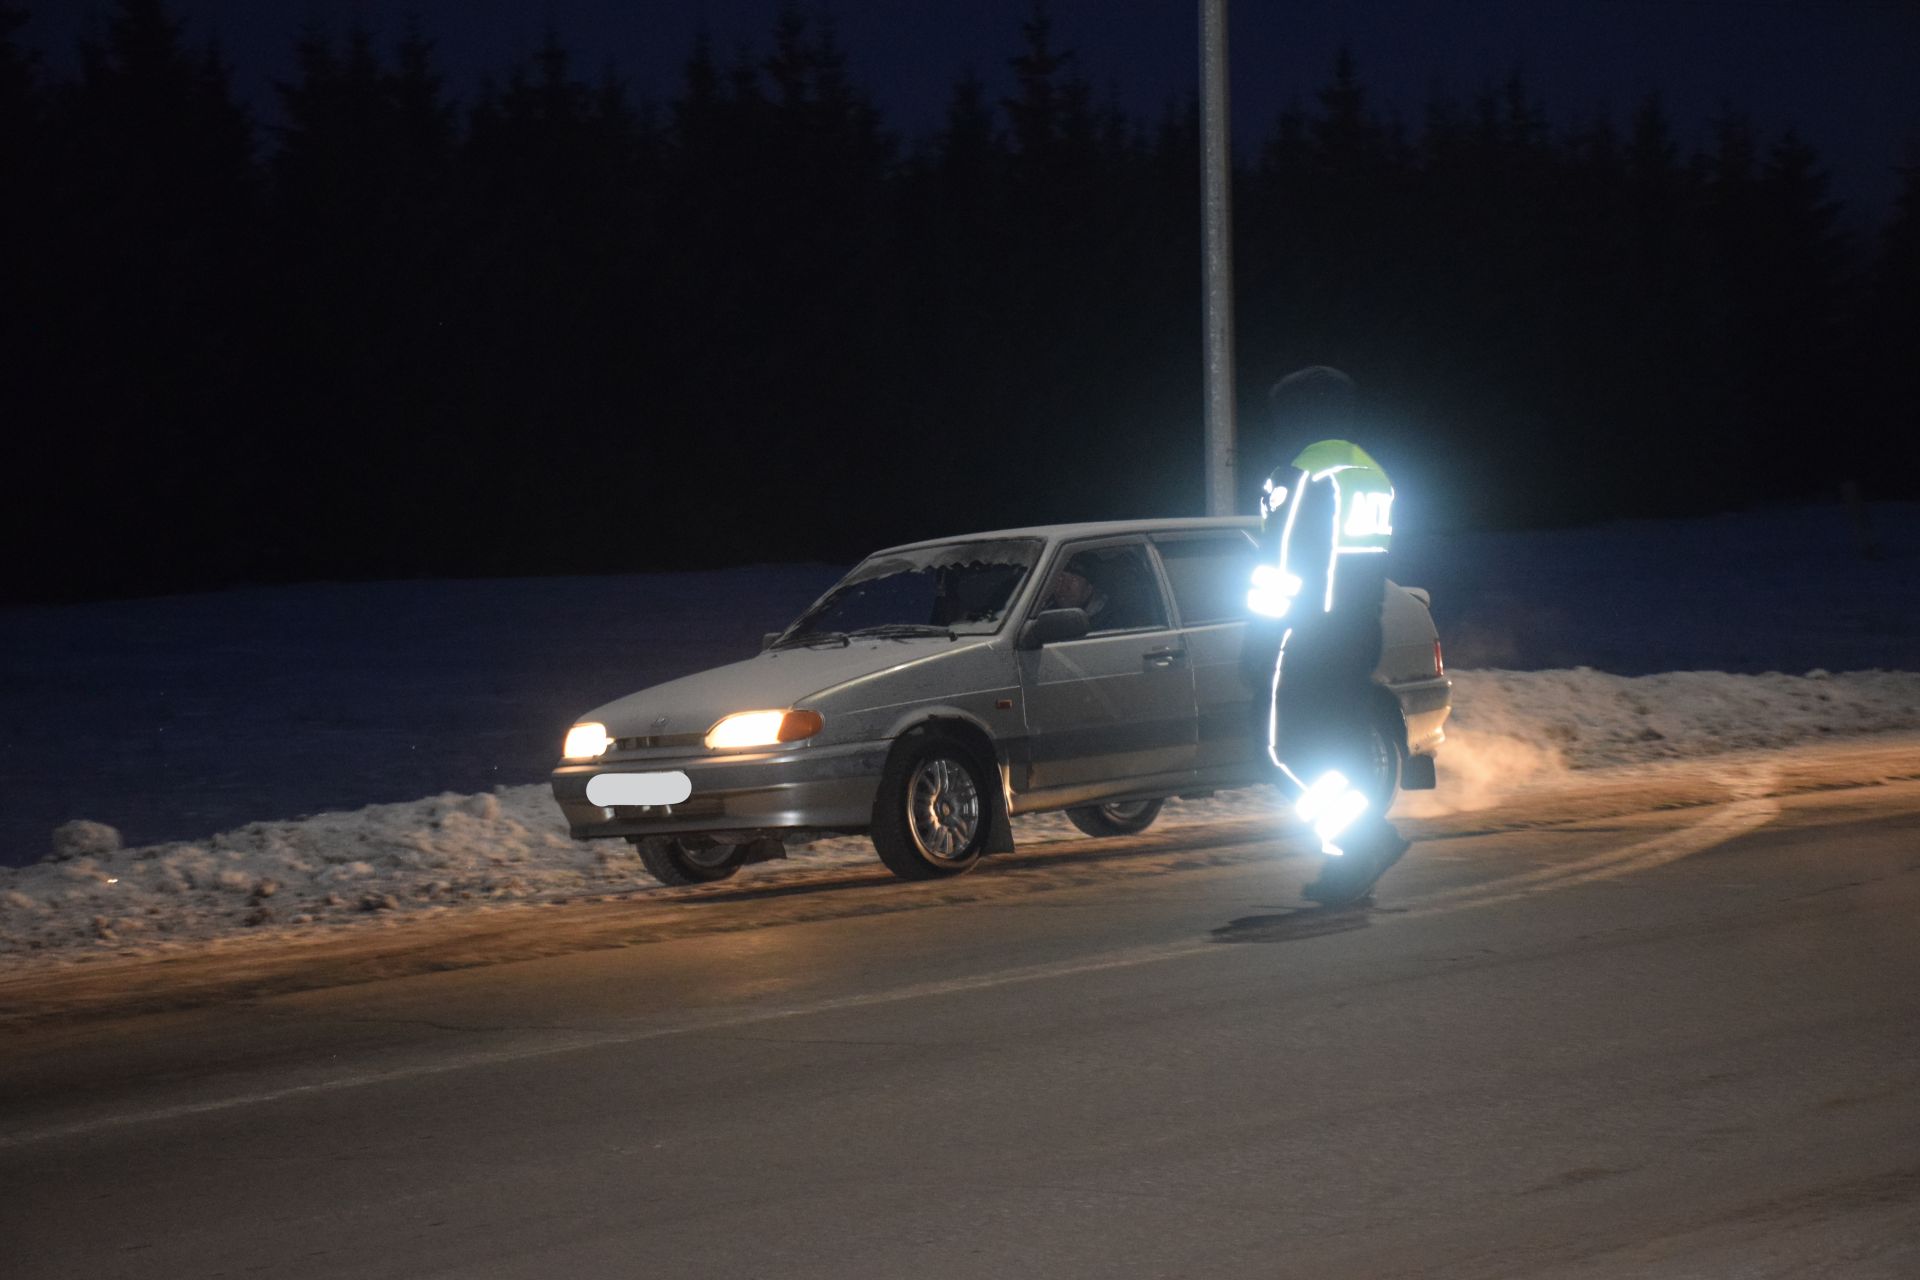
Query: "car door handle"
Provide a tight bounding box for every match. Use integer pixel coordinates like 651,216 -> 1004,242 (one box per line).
1142,646 -> 1186,667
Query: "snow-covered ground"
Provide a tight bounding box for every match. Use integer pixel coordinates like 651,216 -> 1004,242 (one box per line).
1,502 -> 1915,964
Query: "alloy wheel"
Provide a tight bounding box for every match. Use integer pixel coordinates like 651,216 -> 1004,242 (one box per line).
908,755 -> 982,860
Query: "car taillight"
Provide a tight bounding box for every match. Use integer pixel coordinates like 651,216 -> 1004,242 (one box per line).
1434,638 -> 1446,677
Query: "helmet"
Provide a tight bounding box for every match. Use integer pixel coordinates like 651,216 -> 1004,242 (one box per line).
1269,366 -> 1357,434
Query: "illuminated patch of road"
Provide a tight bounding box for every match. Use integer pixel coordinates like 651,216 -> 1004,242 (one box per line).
1403,764 -> 1782,920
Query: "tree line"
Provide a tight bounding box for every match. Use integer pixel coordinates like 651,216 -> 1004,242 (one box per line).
1,0 -> 1913,604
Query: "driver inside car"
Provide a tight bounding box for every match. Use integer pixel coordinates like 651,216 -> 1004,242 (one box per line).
1042,566 -> 1106,624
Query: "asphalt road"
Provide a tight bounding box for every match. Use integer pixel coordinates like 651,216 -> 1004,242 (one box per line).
4,764 -> 1919,1278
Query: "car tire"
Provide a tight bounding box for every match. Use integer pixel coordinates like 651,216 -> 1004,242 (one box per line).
1354,714 -> 1403,815
1065,798 -> 1165,838
871,733 -> 992,880
635,836 -> 749,886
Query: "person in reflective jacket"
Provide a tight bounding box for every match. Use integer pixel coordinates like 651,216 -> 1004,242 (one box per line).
1249,438 -> 1410,907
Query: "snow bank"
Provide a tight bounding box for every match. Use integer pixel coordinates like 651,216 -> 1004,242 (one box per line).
4,667 -> 1918,965
1397,667 -> 1920,816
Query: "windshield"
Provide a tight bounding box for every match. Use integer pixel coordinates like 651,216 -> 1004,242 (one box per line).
778,538 -> 1043,644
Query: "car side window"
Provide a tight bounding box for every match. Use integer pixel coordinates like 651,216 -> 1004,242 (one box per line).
1154,533 -> 1259,626
1039,542 -> 1169,635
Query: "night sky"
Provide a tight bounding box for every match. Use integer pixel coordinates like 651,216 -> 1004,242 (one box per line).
21,0 -> 1920,221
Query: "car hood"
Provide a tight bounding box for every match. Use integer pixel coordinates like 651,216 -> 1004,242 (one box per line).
584,637 -> 999,738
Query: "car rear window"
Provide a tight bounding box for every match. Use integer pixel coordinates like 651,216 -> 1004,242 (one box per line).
1155,534 -> 1259,626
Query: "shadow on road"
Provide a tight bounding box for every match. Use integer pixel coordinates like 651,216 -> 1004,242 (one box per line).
1210,908 -> 1374,944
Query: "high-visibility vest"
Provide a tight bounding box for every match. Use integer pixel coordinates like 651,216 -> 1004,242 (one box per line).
1282,438 -> 1394,556
1250,439 -> 1395,618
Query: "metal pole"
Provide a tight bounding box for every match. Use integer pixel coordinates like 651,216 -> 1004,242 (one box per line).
1199,0 -> 1237,515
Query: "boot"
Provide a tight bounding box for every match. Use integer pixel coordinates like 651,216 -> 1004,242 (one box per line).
1303,824 -> 1409,909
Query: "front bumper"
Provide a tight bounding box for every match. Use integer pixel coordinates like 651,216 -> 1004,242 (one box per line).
550,739 -> 890,841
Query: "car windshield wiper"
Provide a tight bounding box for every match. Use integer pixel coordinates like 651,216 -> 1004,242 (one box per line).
846,623 -> 958,641
772,630 -> 850,650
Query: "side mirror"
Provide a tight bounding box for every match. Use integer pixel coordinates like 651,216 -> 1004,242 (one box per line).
1018,607 -> 1090,650
761,631 -> 784,652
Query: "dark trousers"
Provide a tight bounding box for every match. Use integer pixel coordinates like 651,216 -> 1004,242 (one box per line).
1267,594 -> 1403,867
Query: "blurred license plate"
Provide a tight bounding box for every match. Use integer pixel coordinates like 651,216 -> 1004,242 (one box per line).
585,771 -> 693,807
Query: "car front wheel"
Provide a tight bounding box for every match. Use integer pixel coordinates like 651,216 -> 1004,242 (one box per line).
871,734 -> 991,880
635,836 -> 749,886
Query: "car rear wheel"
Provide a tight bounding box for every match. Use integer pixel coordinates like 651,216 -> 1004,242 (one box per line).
635,836 -> 748,886
871,734 -> 991,880
1353,715 -> 1402,814
1065,798 -> 1165,838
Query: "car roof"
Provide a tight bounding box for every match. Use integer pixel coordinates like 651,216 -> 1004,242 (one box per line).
876,516 -> 1259,556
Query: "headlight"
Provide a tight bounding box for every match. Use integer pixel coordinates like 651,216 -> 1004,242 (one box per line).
563,722 -> 612,760
705,709 -> 824,750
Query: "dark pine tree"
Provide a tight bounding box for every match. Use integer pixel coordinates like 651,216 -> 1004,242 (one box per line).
23,0 -> 258,600
1747,132 -> 1850,482
1858,163 -> 1920,496
0,4 -> 42,589
266,22 -> 460,579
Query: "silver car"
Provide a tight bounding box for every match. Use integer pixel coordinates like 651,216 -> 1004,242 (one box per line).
551,518 -> 1450,885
